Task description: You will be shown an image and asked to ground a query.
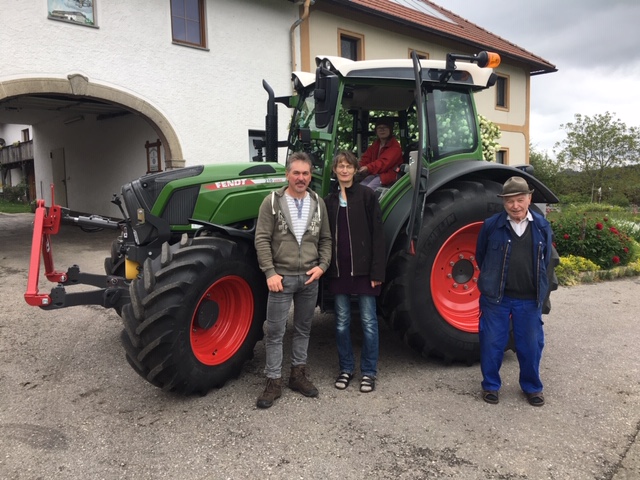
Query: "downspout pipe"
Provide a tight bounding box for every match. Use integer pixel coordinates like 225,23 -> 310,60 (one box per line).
290,0 -> 312,72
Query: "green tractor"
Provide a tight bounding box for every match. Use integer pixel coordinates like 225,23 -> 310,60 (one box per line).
25,51 -> 558,395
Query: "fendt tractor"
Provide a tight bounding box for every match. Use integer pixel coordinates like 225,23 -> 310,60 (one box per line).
25,51 -> 558,395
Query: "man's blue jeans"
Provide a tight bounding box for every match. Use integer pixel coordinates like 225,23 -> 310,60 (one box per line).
479,295 -> 545,394
264,275 -> 318,379
334,294 -> 379,378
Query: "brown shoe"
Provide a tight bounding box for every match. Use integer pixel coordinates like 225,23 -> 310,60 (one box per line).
288,365 -> 319,397
256,377 -> 282,409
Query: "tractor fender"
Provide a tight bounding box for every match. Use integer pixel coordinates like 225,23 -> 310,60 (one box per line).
383,160 -> 559,260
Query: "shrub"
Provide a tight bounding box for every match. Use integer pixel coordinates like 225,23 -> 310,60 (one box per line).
1,183 -> 28,203
557,192 -> 590,204
615,219 -> 640,244
609,193 -> 630,208
551,211 -> 635,268
555,255 -> 600,286
478,114 -> 500,162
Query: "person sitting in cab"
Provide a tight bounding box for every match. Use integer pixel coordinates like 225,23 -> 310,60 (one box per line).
358,117 -> 403,190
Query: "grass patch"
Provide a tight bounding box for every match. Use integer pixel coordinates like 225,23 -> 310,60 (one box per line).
0,199 -> 33,214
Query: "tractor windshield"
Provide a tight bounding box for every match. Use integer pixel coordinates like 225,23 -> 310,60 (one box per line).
285,81 -> 480,196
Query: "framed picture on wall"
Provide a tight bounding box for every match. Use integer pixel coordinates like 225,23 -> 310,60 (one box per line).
146,139 -> 162,174
48,0 -> 97,27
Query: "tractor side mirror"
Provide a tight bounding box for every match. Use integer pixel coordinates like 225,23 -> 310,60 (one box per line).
314,69 -> 339,130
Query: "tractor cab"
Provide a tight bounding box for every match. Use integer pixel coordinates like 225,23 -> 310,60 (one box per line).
276,52 -> 501,199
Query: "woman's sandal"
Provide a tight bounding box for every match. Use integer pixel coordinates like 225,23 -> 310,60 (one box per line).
360,375 -> 375,393
335,372 -> 353,390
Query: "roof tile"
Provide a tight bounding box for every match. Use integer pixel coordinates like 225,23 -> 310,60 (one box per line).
336,0 -> 556,74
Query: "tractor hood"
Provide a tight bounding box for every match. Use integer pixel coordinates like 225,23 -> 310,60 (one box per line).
121,162 -> 287,233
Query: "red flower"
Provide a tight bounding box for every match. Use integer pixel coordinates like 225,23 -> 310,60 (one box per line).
563,233 -> 570,240
595,223 -> 604,230
612,256 -> 620,264
624,247 -> 629,253
603,217 -> 609,222
609,227 -> 619,234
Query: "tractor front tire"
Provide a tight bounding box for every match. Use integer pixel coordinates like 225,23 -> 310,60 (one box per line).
121,235 -> 266,395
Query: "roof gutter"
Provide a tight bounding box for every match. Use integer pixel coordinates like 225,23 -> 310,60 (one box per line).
290,0 -> 312,72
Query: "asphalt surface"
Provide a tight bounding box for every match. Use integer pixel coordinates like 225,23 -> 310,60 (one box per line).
1,212 -> 639,480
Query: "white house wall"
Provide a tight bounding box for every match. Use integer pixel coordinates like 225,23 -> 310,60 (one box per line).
308,11 -> 455,62
0,124 -> 31,144
2,0 -> 299,215
32,115 -> 158,214
474,61 -> 529,164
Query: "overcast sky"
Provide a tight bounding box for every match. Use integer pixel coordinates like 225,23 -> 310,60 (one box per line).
433,0 -> 640,157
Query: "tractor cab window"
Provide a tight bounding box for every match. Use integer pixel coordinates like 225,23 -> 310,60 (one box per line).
336,82 -> 419,161
431,89 -> 477,158
288,90 -> 329,191
292,93 -> 319,131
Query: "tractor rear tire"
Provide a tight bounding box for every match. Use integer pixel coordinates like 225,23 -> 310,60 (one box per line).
120,235 -> 267,395
380,179 -> 503,364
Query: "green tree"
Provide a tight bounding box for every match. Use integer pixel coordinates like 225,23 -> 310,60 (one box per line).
555,112 -> 640,200
529,144 -> 563,194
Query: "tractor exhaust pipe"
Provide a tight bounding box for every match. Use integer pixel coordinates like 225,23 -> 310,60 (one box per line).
262,80 -> 278,162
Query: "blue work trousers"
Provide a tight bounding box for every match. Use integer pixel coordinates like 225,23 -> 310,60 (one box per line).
479,295 -> 544,394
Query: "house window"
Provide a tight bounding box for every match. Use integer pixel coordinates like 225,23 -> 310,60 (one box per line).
171,0 -> 206,48
410,49 -> 429,60
496,75 -> 509,110
339,30 -> 364,60
496,149 -> 508,164
21,129 -> 30,142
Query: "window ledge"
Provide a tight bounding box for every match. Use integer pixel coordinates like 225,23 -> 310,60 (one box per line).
171,41 -> 210,52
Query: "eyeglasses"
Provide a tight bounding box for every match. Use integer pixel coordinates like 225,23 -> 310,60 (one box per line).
335,163 -> 355,170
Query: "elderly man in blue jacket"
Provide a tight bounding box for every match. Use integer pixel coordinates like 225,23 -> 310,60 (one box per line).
475,176 -> 553,407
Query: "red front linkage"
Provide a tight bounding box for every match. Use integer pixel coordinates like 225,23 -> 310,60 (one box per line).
24,187 -> 67,307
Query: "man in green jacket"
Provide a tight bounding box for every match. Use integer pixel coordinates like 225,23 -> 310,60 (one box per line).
254,152 -> 332,409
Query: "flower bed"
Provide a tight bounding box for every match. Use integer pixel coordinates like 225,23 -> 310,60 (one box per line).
551,210 -> 636,269
548,204 -> 640,285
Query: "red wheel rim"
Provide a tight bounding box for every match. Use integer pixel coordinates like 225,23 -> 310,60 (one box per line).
190,275 -> 254,365
430,222 -> 482,333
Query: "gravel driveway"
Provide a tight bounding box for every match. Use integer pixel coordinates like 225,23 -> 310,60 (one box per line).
1,212 -> 639,479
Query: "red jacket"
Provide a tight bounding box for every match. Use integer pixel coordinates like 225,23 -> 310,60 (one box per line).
359,136 -> 403,186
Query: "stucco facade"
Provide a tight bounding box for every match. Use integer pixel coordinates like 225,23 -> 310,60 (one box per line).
1,0 -> 299,216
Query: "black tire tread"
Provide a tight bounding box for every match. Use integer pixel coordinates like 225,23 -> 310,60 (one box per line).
120,236 -> 266,395
381,179 -> 503,363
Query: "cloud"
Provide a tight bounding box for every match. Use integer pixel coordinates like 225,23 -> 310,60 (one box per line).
434,0 -> 640,156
